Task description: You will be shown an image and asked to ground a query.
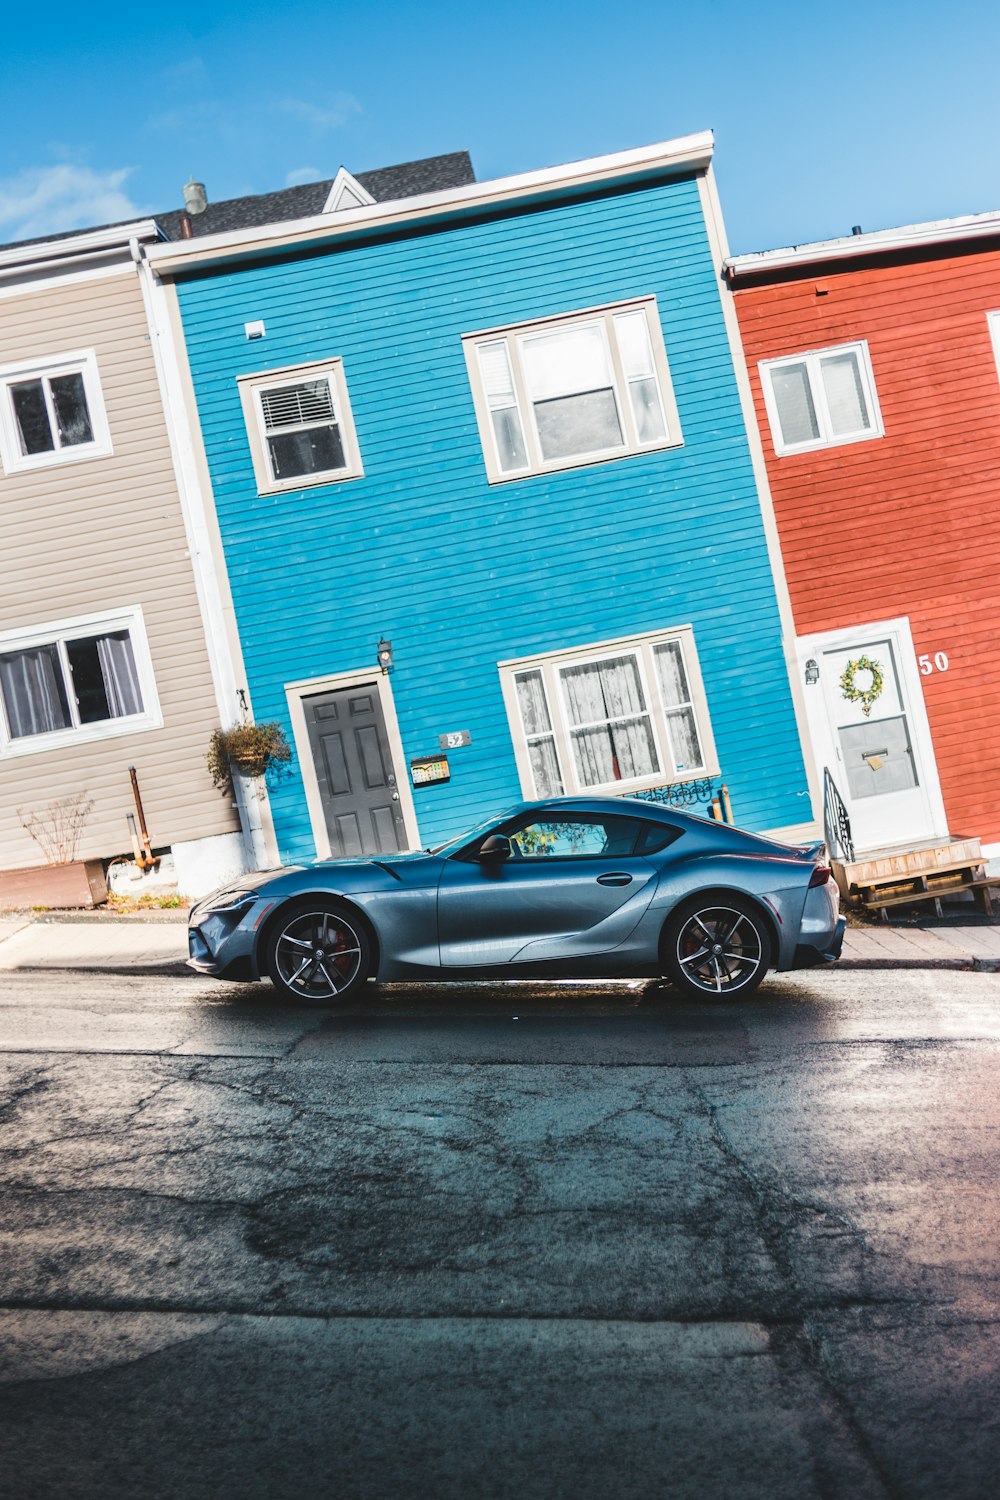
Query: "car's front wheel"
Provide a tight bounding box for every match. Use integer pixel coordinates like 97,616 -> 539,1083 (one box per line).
662,896 -> 771,1001
264,900 -> 372,1006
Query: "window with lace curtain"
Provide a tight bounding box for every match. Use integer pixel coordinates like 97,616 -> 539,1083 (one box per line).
0,608 -> 161,756
238,358 -> 364,494
462,298 -> 682,482
0,350 -> 112,475
500,628 -> 717,798
759,341 -> 883,455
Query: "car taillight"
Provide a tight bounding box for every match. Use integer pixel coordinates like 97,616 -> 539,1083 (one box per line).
809,865 -> 832,887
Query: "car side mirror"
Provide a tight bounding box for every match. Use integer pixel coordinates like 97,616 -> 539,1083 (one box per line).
478,835 -> 512,863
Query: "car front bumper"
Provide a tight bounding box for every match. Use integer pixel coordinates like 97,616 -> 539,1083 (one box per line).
187,899 -> 271,982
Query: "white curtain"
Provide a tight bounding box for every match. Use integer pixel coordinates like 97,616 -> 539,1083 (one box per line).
516,670 -> 551,735
561,656 -> 645,725
528,738 -> 563,796
654,641 -> 690,708
0,647 -> 69,738
97,632 -> 142,718
665,707 -> 702,773
561,656 -> 657,785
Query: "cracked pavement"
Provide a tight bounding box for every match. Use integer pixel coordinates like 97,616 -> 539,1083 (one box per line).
1,967 -> 999,1497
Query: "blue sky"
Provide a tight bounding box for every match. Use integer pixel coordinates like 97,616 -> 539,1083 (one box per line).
3,0 -> 999,253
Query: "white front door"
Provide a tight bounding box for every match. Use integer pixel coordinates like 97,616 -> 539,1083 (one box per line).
797,617 -> 948,854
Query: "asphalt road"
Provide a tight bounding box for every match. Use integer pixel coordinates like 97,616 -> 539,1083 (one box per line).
1,966 -> 999,1499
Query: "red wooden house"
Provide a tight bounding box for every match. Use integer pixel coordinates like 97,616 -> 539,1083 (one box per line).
727,212 -> 1000,878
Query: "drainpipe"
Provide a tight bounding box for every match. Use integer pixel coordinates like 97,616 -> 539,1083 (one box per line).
129,234 -> 274,871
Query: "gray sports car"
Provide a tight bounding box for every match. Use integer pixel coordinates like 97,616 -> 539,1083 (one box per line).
188,795 -> 844,1004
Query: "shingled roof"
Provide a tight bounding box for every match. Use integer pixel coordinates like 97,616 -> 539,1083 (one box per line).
155,151 -> 475,239
0,151 -> 475,253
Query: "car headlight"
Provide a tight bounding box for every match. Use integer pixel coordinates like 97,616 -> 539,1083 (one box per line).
200,886 -> 260,915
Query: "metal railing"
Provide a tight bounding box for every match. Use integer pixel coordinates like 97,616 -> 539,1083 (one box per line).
628,777 -> 717,810
823,767 -> 855,863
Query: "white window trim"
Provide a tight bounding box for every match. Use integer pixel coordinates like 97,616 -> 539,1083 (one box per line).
0,605 -> 162,758
759,339 -> 883,456
462,296 -> 683,484
237,357 -> 364,495
498,625 -> 718,799
987,310 -> 1000,383
0,349 -> 113,475
322,168 -> 376,214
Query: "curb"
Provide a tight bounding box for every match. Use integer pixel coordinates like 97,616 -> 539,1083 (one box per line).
839,957 -> 961,971
10,961 -> 195,978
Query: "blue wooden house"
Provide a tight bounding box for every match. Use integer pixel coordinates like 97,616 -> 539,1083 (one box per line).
147,133 -> 817,864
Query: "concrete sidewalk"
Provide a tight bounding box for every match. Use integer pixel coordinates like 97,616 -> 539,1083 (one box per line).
0,915 -> 188,972
1,913 -> 999,974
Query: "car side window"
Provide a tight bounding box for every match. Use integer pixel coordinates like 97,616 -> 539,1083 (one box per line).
508,813 -> 642,859
635,820 -> 684,854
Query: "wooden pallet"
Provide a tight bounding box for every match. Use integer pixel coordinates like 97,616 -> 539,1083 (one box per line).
854,865 -> 999,918
833,836 -> 999,920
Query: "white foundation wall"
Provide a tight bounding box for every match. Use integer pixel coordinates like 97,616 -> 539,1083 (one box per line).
171,832 -> 253,899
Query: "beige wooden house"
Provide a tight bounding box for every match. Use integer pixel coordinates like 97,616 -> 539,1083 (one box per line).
0,221 -> 252,897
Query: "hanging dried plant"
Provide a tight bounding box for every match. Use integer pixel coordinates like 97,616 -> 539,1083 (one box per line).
207,722 -> 291,794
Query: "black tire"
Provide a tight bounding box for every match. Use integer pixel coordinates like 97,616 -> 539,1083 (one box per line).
264,899 -> 372,1006
662,895 -> 771,1001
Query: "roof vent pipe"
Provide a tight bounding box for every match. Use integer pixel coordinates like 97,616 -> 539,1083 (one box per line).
183,179 -> 208,215
178,213 -> 193,240
851,225 -> 862,236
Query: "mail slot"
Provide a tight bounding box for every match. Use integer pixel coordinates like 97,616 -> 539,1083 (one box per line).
861,748 -> 889,760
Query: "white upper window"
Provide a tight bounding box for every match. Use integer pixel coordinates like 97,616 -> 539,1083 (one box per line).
0,607 -> 161,757
238,358 -> 364,494
759,340 -> 883,455
463,298 -> 682,482
499,628 -> 717,799
0,350 -> 112,475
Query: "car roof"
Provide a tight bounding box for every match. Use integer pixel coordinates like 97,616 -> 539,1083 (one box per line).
524,794 -> 706,828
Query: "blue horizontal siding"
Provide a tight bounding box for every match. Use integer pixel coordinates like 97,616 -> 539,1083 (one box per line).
177,177 -> 810,860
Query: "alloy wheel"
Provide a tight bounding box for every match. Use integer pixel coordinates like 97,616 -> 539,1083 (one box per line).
674,905 -> 764,997
273,909 -> 363,1000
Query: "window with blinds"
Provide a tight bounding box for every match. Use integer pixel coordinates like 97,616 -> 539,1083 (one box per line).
760,341 -> 883,455
239,359 -> 364,493
464,298 -> 682,482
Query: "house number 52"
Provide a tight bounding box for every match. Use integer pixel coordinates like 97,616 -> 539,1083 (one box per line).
918,652 -> 950,675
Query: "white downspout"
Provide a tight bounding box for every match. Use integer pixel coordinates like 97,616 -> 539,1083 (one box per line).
130,235 -> 272,870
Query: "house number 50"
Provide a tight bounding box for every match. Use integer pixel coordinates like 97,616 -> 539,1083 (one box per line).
918,652 -> 950,675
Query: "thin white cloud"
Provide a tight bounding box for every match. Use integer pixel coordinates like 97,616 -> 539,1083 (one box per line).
278,93 -> 362,132
285,167 -> 322,187
160,55 -> 210,89
0,164 -> 141,242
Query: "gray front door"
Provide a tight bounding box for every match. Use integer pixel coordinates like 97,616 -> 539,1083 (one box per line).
303,685 -> 407,857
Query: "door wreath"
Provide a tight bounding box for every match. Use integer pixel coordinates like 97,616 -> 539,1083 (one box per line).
839,656 -> 884,718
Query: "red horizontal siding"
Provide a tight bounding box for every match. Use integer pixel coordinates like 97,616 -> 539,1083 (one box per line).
734,246 -> 1000,842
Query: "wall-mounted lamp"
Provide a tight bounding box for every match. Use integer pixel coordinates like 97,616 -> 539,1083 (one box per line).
377,638 -> 393,673
804,658 -> 820,685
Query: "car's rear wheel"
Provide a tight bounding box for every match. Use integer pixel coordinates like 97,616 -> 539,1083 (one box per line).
264,900 -> 371,1006
662,896 -> 771,1001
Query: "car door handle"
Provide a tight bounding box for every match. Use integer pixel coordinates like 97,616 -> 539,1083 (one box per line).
597,872 -> 633,886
